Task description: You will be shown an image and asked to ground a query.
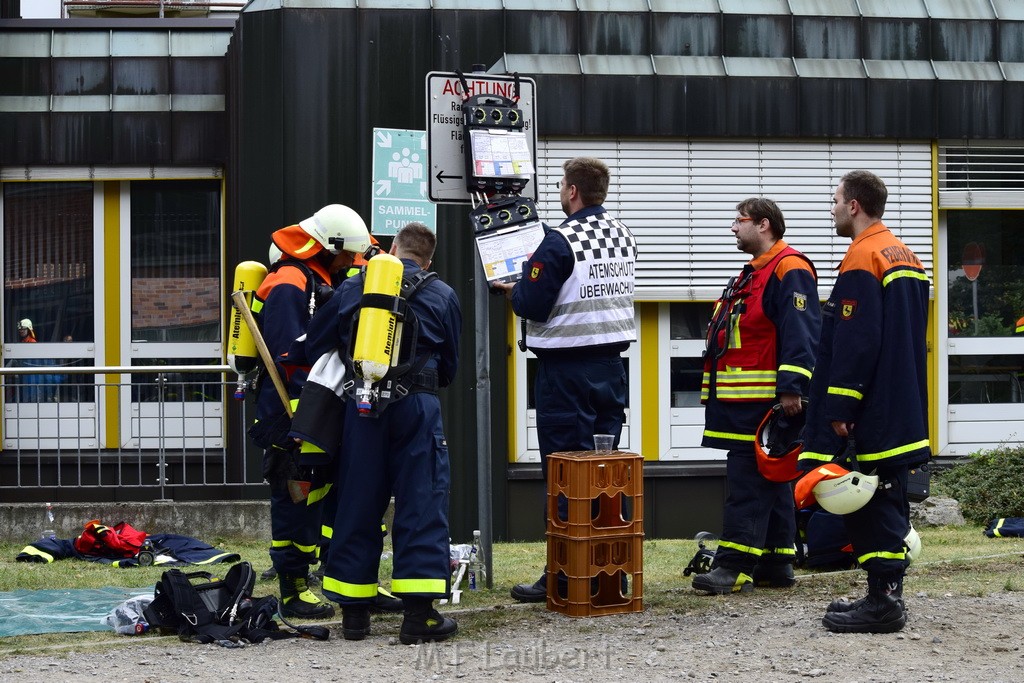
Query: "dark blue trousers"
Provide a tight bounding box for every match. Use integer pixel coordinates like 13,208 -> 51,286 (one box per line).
843,464 -> 911,581
321,393 -> 451,604
713,446 -> 796,574
267,452 -> 323,577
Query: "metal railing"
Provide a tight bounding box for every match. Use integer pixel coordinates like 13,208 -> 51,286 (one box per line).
0,363 -> 262,501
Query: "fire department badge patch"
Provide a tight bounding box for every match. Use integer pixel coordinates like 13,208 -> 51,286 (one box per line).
793,292 -> 807,311
841,299 -> 857,320
529,262 -> 544,282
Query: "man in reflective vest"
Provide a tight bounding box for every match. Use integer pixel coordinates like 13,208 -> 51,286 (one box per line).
494,157 -> 638,603
694,198 -> 821,595
798,170 -> 931,634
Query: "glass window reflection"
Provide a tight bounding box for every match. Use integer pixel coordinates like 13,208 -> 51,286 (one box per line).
947,211 -> 1024,338
130,180 -> 221,342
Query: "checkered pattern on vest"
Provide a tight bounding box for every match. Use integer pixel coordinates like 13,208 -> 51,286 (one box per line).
560,213 -> 637,262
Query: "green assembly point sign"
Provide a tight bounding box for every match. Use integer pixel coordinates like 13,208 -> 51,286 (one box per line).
371,128 -> 437,236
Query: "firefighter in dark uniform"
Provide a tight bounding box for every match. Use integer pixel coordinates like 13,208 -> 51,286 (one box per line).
294,234 -> 403,614
694,198 -> 821,595
252,204 -> 371,619
493,157 -> 638,603
306,222 -> 462,644
799,170 -> 931,634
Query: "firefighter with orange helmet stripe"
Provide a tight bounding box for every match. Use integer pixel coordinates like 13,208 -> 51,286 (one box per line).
693,197 -> 821,596
798,171 -> 931,634
250,204 -> 370,620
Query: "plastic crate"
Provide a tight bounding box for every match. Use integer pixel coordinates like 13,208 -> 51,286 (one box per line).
547,450 -> 643,536
545,531 -> 644,617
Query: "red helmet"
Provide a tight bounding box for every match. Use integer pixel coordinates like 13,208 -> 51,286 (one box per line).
754,402 -> 805,483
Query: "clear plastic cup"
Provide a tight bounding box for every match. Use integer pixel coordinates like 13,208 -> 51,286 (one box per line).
593,434 -> 614,453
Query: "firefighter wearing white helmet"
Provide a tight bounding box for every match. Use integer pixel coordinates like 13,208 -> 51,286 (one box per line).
298,204 -> 371,256
796,171 -> 931,635
249,204 -> 376,621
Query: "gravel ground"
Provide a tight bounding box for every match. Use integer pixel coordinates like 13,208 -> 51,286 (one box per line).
3,589 -> 1024,682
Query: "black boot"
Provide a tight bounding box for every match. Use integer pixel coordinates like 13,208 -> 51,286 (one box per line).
828,579 -> 904,613
822,576 -> 906,633
341,606 -> 371,641
279,573 -> 336,619
692,566 -> 753,594
511,572 -> 548,603
399,597 -> 458,645
752,563 -> 795,588
370,586 -> 404,613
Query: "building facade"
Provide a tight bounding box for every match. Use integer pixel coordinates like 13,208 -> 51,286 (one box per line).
2,0 -> 1022,539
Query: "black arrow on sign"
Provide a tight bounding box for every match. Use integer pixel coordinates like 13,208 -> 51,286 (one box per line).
436,170 -> 463,183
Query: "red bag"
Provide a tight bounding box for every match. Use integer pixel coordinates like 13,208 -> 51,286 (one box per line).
74,520 -> 148,558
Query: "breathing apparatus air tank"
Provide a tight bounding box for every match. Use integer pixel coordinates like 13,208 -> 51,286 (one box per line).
227,260 -> 269,398
352,252 -> 405,415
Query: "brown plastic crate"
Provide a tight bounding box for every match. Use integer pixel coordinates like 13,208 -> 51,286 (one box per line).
547,451 -> 643,536
545,531 -> 644,617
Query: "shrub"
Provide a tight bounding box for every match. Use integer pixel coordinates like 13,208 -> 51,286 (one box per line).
935,445 -> 1024,525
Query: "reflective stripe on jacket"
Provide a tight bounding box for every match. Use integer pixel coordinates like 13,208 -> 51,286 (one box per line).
799,222 -> 931,470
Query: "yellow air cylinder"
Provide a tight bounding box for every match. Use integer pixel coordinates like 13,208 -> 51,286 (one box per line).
352,253 -> 404,413
227,260 -> 268,376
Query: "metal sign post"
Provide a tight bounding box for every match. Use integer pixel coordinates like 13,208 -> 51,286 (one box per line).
426,70 -> 539,589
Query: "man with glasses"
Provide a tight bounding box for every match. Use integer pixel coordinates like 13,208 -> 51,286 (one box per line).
493,157 -> 638,603
693,198 -> 820,595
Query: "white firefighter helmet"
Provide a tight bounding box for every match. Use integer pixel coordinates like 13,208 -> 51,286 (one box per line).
812,468 -> 879,515
905,525 -> 922,564
18,318 -> 33,332
298,204 -> 370,256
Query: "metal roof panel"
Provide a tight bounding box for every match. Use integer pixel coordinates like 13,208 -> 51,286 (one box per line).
789,0 -> 859,16
931,61 -> 1003,81
719,0 -> 790,15
858,0 -> 928,19
580,54 -> 654,75
724,56 -> 796,78
864,59 -> 936,79
794,58 -> 867,79
653,55 -> 726,77
501,53 -> 581,74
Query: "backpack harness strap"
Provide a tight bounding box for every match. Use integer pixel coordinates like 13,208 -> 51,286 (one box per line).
343,270 -> 440,414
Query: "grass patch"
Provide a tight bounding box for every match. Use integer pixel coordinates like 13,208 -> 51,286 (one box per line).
2,525 -> 1023,655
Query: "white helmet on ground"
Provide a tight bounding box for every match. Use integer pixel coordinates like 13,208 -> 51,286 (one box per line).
905,526 -> 922,564
298,204 -> 370,256
812,469 -> 879,515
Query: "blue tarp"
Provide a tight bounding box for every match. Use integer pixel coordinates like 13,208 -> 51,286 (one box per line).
0,587 -> 152,637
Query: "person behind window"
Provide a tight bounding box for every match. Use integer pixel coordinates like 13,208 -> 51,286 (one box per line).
13,318 -> 58,402
17,318 -> 36,343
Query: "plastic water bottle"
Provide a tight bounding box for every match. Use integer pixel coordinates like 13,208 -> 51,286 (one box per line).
468,529 -> 484,590
41,502 -> 55,540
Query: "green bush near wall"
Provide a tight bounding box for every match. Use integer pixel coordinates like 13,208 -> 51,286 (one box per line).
934,445 -> 1024,524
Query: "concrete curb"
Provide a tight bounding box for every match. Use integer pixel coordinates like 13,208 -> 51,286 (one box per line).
1,501 -> 271,543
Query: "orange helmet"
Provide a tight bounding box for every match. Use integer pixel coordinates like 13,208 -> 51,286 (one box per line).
794,462 -> 879,514
754,403 -> 805,483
